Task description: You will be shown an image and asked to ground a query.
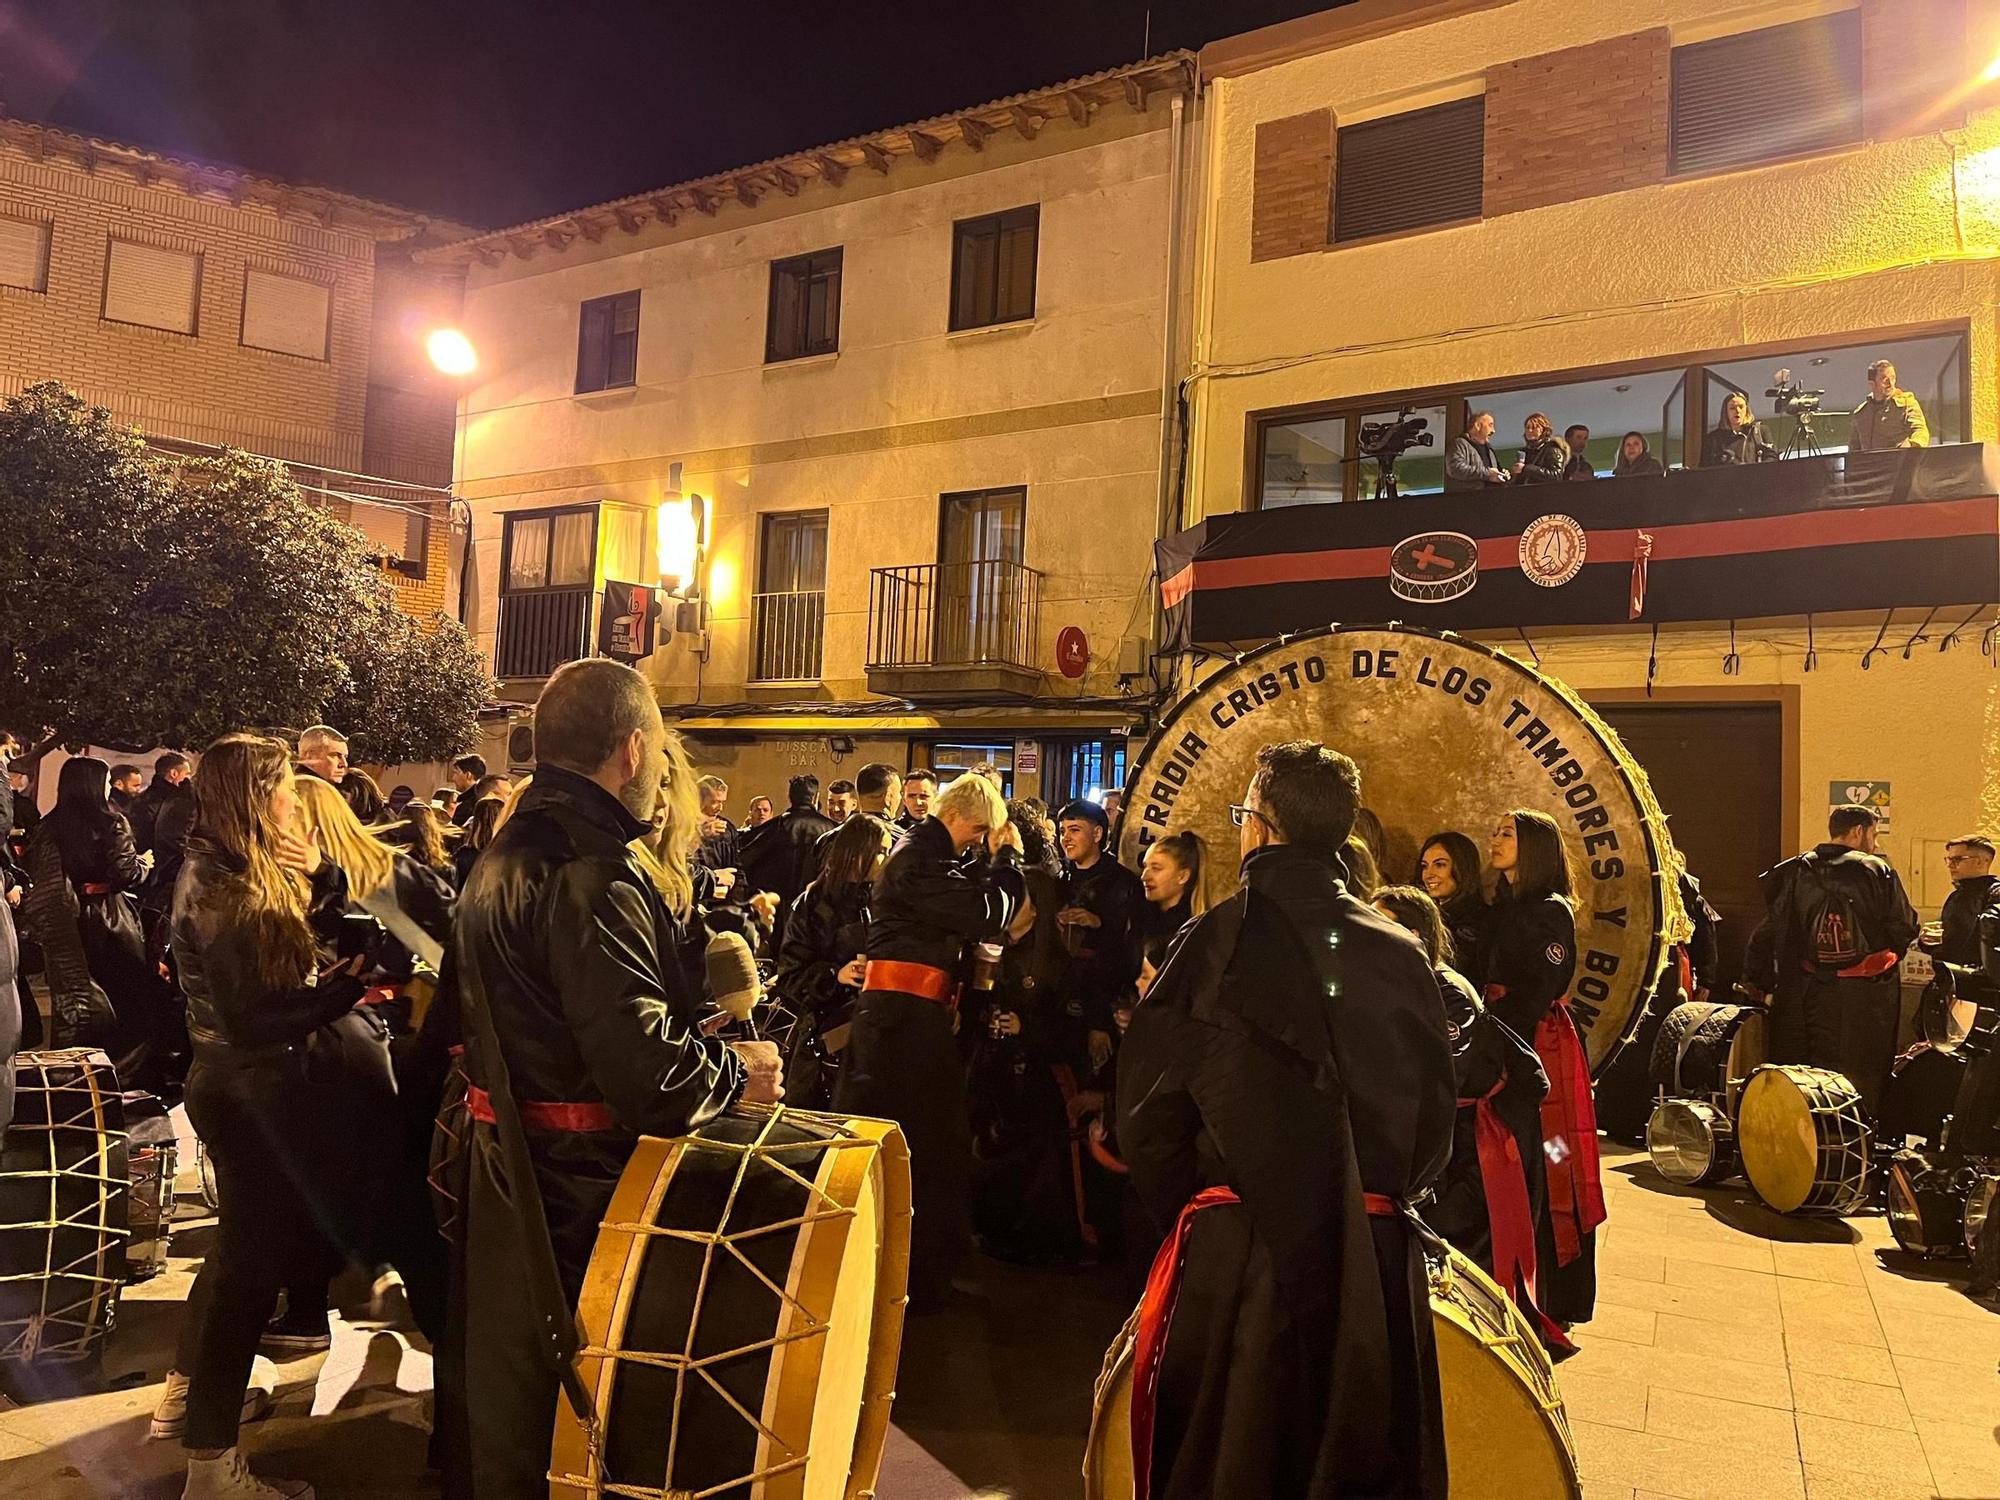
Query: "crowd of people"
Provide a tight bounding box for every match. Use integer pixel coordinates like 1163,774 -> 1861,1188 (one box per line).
1442,357 -> 1931,490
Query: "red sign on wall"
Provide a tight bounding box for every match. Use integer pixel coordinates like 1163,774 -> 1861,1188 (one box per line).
1056,625 -> 1090,679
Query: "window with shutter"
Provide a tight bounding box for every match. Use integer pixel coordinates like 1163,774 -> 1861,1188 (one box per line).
0,216 -> 50,292
242,269 -> 331,359
1333,96 -> 1485,245
575,290 -> 641,393
950,206 -> 1038,331
1670,13 -> 1861,176
767,248 -> 843,361
103,239 -> 200,334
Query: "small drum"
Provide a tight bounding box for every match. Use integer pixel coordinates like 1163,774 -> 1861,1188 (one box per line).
549,1104 -> 911,1500
1886,1149 -> 1971,1258
1647,1098 -> 1735,1186
1676,1004 -> 1767,1108
1084,1243 -> 1581,1500
0,1050 -> 129,1382
194,1138 -> 219,1212
1738,1065 -> 1873,1216
1965,1173 -> 1999,1258
1918,970 -> 1999,1057
118,1091 -> 178,1282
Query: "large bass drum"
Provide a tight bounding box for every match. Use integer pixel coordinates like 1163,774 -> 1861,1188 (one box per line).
549,1105 -> 911,1500
1084,1243 -> 1581,1500
1738,1065 -> 1872,1216
1117,626 -> 1689,1073
0,1050 -> 129,1392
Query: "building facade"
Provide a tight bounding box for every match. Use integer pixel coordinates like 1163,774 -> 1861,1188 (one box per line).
1178,0 -> 2000,971
0,116 -> 465,617
429,56 -> 1195,804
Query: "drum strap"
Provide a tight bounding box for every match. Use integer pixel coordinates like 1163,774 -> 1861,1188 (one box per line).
456,954 -> 600,1435
1130,1185 -> 1241,1500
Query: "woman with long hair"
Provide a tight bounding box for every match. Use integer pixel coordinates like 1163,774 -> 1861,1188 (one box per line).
1485,808 -> 1604,1327
450,794 -> 506,891
1612,431 -> 1666,478
39,754 -> 179,1088
1513,412 -> 1570,483
1416,830 -> 1489,982
399,802 -> 452,877
154,734 -> 375,1499
1701,390 -> 1773,467
1138,830 -> 1206,947
774,815 -> 892,1108
1374,884 -> 1559,1350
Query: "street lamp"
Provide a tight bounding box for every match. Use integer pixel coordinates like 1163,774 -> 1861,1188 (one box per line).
426,328 -> 478,377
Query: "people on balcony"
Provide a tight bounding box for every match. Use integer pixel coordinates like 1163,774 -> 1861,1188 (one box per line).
1612,431 -> 1666,478
1444,410 -> 1510,491
1510,413 -> 1569,484
1700,392 -> 1775,467
1560,425 -> 1596,481
1849,359 -> 1930,451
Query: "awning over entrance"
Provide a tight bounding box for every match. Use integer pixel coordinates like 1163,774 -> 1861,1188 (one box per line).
1158,444 -> 2000,648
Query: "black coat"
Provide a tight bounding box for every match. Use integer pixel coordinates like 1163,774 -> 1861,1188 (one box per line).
451,766 -> 744,1286
130,777 -> 192,856
1701,422 -> 1773,466
1481,888 -> 1578,1040
1934,874 -> 2000,975
1515,435 -> 1569,483
864,816 -> 1025,976
1120,842 -> 1453,1499
773,875 -> 871,1024
1760,844 -> 1918,976
1060,854 -> 1144,1031
738,805 -> 839,912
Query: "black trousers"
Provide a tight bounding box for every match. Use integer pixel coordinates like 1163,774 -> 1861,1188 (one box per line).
836,989 -> 970,1305
1774,974 -> 1901,1117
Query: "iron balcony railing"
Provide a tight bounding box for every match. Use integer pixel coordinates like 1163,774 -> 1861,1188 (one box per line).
495,587 -> 592,679
751,589 -> 826,682
867,559 -> 1043,671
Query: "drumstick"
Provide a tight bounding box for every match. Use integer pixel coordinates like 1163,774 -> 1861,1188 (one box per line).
706,928 -> 763,1040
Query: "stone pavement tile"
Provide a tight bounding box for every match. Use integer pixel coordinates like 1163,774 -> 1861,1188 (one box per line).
1795,1413 -> 1936,1484
1803,1465 -> 1945,1500
1645,1387 -> 1802,1453
1567,1335 -> 1796,1410
1600,1246 -> 1670,1283
1559,1368 -> 1651,1431
1772,1242 -> 1869,1286
1889,1354 -> 2000,1425
1790,1371 -> 1915,1431
1571,1417 -> 1806,1500
1882,1310 -> 2000,1366
1863,1275 -> 1999,1327
1656,1310 -> 1791,1367
1599,1271 -> 1784,1328
1584,1300 -> 1661,1347
0,1425 -> 35,1461
1641,1231 -> 1781,1274
1915,1420 -> 2000,1500
1666,1256 -> 1791,1299
1780,1281 -> 1890,1348
1786,1335 -> 1900,1387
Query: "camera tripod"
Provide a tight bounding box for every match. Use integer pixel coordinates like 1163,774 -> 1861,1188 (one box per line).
1782,408 -> 1823,459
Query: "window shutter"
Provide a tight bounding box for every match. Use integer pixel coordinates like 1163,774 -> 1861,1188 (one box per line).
1670,13 -> 1861,176
104,240 -> 200,333
1334,96 -> 1485,244
242,269 -> 330,358
0,216 -> 50,292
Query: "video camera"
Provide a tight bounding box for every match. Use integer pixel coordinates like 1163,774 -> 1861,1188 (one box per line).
1360,410 -> 1434,461
1764,368 -> 1825,419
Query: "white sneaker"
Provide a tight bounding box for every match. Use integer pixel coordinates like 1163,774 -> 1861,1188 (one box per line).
150,1362 -> 277,1440
182,1447 -> 313,1500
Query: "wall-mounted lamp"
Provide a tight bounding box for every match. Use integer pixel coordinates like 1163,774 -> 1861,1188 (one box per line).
656,460 -> 707,595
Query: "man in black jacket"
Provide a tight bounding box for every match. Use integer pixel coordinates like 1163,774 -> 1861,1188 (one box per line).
452,659 -> 781,1500
1055,799 -> 1142,1073
1120,741 -> 1455,1498
894,768 -> 936,832
837,770 -> 1024,1306
1759,804 -> 1918,1114
737,775 -> 837,929
694,774 -> 739,871
130,751 -> 193,856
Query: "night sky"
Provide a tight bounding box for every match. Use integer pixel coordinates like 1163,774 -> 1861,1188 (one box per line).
1,1 -> 1339,230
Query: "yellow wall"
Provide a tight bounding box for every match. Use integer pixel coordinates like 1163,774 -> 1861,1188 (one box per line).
452,94 -> 1185,706
1187,0 -> 2000,901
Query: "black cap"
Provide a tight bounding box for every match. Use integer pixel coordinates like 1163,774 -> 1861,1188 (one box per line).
1056,799 -> 1109,833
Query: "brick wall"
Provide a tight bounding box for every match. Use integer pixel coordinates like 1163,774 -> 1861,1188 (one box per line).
1485,30 -> 1670,218
1250,109 -> 1334,261
1861,0 -> 1967,139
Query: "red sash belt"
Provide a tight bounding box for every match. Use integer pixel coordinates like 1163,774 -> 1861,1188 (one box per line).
862,959 -> 957,1006
464,1083 -> 615,1133
1809,949 -> 1900,979
359,985 -> 400,1007
1128,1185 -> 1399,1500
79,882 -> 115,896
1458,1078 -> 1538,1302
1530,999 -> 1606,1269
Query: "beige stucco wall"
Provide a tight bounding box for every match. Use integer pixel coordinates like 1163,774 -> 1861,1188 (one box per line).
452,95 -> 1183,707
1187,0 -> 2000,896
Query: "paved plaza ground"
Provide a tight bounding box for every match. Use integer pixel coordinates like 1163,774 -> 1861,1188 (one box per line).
0,1135 -> 1994,1499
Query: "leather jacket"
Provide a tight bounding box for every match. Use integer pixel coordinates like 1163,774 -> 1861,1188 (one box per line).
737,805 -> 838,907
1059,853 -> 1144,1030
774,875 -> 872,1021
865,816 -> 1025,977
1759,844 -> 1918,976
172,842 -> 365,1054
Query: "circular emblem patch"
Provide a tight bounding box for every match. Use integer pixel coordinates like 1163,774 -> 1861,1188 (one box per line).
1389,531 -> 1479,604
1519,514 -> 1587,588
1546,943 -> 1569,965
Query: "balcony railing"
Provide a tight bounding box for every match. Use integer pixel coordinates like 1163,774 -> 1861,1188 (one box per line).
868,559 -> 1043,671
751,589 -> 826,682
495,587 -> 592,679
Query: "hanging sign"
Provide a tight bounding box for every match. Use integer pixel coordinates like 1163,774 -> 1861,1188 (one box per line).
599,581 -> 659,663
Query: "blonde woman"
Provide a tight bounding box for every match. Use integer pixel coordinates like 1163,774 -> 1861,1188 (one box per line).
293,776 -> 454,982
1702,390 -> 1773,466
154,735 -> 375,1500
1511,411 -> 1570,484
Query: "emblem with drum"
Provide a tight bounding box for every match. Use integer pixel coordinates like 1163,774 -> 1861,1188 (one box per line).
1117,624 -> 1688,1071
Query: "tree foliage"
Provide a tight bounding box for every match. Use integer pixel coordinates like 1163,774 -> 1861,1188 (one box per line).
0,382 -> 490,760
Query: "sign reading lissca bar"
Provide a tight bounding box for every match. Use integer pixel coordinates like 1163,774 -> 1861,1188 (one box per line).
1158,445 -> 2000,648
1116,625 -> 1689,1072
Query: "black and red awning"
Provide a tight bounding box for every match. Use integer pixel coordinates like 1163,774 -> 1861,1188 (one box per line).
1158,444 -> 2000,646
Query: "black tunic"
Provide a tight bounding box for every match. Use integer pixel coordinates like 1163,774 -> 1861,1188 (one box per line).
1121,843 -> 1454,1499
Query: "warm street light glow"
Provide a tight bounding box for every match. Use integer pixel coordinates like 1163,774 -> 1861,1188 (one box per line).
657,496 -> 702,591
427,328 -> 478,376
1985,48 -> 2000,84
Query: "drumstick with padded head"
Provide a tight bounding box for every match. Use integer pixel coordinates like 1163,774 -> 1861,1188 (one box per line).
706,928 -> 763,1040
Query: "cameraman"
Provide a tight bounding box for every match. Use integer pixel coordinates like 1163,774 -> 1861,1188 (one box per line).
1701,392 -> 1774,467
1849,360 -> 1929,452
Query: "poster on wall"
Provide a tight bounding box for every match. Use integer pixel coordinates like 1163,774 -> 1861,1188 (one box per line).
1829,779 -> 1892,830
599,581 -> 658,663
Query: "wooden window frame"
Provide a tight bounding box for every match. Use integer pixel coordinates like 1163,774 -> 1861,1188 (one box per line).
499,504 -> 600,596
766,248 -> 843,362
575,290 -> 641,394
949,205 -> 1039,332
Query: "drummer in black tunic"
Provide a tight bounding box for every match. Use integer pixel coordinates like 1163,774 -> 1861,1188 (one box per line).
1120,741 -> 1455,1499
835,771 -> 1025,1307
451,660 -> 782,1500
